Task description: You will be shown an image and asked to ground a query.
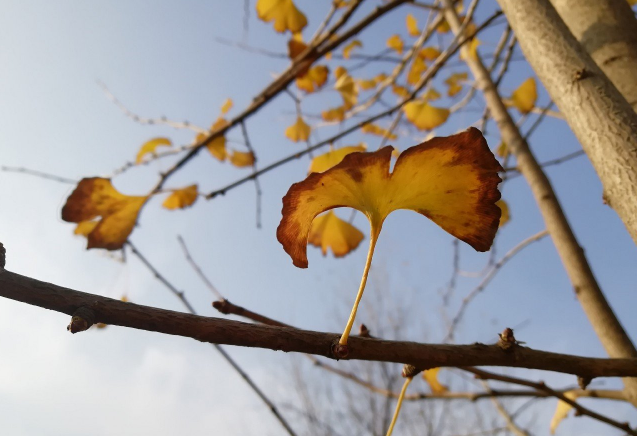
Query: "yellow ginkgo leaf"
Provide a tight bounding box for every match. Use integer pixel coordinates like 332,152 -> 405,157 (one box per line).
445,72 -> 468,97
288,37 -> 307,60
392,85 -> 411,99
256,0 -> 307,33
285,116 -> 311,142
403,100 -> 450,130
423,368 -> 448,394
386,34 -> 404,55
230,150 -> 256,168
296,65 -> 329,93
308,211 -> 365,257
220,98 -> 233,115
277,128 -> 502,345
163,185 -> 198,210
496,141 -> 509,159
74,220 -> 98,237
309,144 -> 367,174
198,118 -> 228,161
334,66 -> 347,79
361,123 -> 398,140
406,14 -> 420,37
496,199 -> 510,227
342,40 -> 362,59
136,137 -> 172,164
407,56 -> 427,86
62,178 -> 148,250
511,77 -> 537,114
423,88 -> 441,101
629,0 -> 637,5
460,37 -> 480,61
550,391 -> 581,434
335,73 -> 358,109
374,73 -> 388,84
419,46 -> 441,61
357,78 -> 377,90
322,106 -> 346,122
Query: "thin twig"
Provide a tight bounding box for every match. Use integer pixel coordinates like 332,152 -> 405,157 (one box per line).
0,166 -> 77,184
176,236 -> 223,299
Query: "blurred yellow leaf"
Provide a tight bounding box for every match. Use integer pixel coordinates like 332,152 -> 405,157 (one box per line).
230,150 -> 256,168
511,77 -> 537,114
285,116 -> 311,142
496,141 -> 509,159
550,391 -> 580,434
407,56 -> 426,86
358,78 -> 377,90
445,72 -> 468,97
335,73 -> 358,109
423,368 -> 448,394
296,65 -> 329,93
342,40 -> 362,59
496,199 -> 510,227
163,185 -> 198,210
334,66 -> 347,79
374,73 -> 388,84
309,144 -> 367,174
62,178 -> 148,250
308,211 -> 365,258
220,98 -> 233,115
322,106 -> 346,122
361,123 -> 398,140
404,101 -> 450,130
136,137 -> 172,164
460,38 -> 480,61
386,34 -> 404,55
197,118 -> 228,161
423,88 -> 441,101
288,37 -> 307,60
392,84 -> 411,99
256,0 -> 307,33
406,14 -> 420,37
419,46 -> 441,61
74,220 -> 98,237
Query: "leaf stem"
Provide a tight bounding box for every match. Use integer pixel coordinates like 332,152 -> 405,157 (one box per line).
386,377 -> 413,436
339,224 -> 381,345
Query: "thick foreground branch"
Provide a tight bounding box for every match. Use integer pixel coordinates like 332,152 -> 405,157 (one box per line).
0,269 -> 634,379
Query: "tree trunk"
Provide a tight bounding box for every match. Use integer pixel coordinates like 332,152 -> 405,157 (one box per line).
441,0 -> 637,405
549,0 -> 637,111
496,0 -> 637,243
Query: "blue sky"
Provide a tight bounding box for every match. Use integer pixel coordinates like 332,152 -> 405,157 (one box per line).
0,1 -> 635,435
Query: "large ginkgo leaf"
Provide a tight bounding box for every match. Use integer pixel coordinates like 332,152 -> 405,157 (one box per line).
309,144 -> 367,174
62,178 -> 148,250
256,0 -> 307,33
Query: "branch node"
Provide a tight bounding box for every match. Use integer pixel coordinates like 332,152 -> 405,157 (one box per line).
498,327 -> 524,351
0,242 -> 5,269
402,364 -> 423,378
332,341 -> 350,359
212,299 -> 231,314
578,376 -> 592,390
67,306 -> 96,333
358,323 -> 371,338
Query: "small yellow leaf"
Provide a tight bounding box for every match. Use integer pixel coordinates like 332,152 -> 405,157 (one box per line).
74,220 -> 98,237
511,77 -> 537,114
342,40 -> 362,59
423,368 -> 448,394
406,14 -> 420,37
220,98 -> 233,115
334,66 -> 347,79
288,38 -> 307,60
404,100 -> 450,130
445,72 -> 468,97
392,85 -> 411,99
285,117 -> 311,142
163,185 -> 198,210
256,0 -> 308,33
136,137 -> 172,164
374,73 -> 388,84
386,34 -> 404,55
550,391 -> 581,434
199,118 -> 229,161
407,56 -> 427,86
335,73 -> 358,109
308,211 -> 365,257
62,178 -> 148,250
423,88 -> 441,101
361,123 -> 398,140
496,141 -> 509,159
419,47 -> 441,61
230,150 -> 256,168
460,38 -> 480,61
496,200 -> 510,227
322,106 -> 346,122
296,65 -> 329,93
309,144 -> 367,174
357,78 -> 377,90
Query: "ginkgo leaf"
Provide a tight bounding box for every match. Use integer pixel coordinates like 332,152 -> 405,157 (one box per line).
62,178 -> 148,250
357,78 -> 377,90
136,137 -> 172,164
309,144 -> 367,174
511,77 -> 537,114
460,37 -> 480,61
496,199 -> 510,227
230,150 -> 256,168
386,34 -> 404,54
278,128 -> 502,345
335,73 -> 358,109
392,85 -> 411,99
198,118 -> 228,161
406,14 -> 420,37
423,88 -> 441,101
285,116 -> 311,142
288,37 -> 307,60
550,391 -> 581,434
322,106 -> 346,122
296,65 -> 329,93
334,66 -> 347,79
361,123 -> 398,140
403,100 -> 450,130
256,0 -> 307,33
163,185 -> 198,210
423,368 -> 448,394
342,40 -> 362,59
496,141 -> 509,158
419,47 -> 441,61
220,98 -> 233,114
407,56 -> 426,85
374,73 -> 388,84
308,211 -> 365,257
74,220 -> 98,237
445,72 -> 468,97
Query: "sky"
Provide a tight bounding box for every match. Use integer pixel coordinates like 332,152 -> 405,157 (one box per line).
0,1 -> 636,435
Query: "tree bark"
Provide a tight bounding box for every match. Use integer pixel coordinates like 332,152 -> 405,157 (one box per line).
496,0 -> 637,243
441,0 -> 637,405
549,0 -> 637,111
